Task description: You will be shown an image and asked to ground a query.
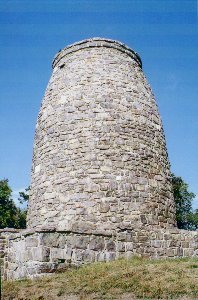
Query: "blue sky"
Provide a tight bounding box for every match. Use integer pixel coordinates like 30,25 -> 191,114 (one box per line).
0,0 -> 197,208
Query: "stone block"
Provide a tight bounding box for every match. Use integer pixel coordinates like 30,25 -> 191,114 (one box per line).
71,221 -> 96,233
37,262 -> 57,274
74,236 -> 89,249
181,241 -> 190,248
89,237 -> 105,251
106,240 -> 116,251
40,232 -> 60,247
57,234 -> 67,248
99,202 -> 110,213
117,241 -> 125,252
31,247 -> 50,262
105,252 -> 116,261
72,249 -> 84,262
25,236 -> 39,248
96,252 -> 105,261
125,242 -> 134,251
50,248 -> 66,261
183,249 -> 195,256
27,267 -> 37,276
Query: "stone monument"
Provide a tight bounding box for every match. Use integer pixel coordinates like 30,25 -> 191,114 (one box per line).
28,38 -> 175,231
1,38 -> 197,280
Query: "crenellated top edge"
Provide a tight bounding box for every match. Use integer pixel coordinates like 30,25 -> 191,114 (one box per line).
52,37 -> 142,69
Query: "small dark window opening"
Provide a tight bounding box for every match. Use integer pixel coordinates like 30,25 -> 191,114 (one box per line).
59,64 -> 65,69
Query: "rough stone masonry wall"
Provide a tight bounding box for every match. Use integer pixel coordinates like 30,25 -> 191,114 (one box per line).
27,38 -> 176,232
1,228 -> 197,280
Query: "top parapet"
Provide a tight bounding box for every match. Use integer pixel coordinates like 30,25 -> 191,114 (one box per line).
52,37 -> 142,69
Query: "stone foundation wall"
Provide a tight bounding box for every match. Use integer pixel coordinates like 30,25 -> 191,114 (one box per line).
1,228 -> 197,280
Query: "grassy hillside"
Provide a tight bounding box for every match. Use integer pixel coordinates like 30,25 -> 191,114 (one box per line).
2,257 -> 198,300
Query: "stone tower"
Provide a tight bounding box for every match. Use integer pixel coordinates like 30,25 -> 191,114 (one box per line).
2,39 -> 197,281
27,38 -> 176,232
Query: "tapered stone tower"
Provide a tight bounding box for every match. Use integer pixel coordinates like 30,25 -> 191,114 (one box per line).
27,38 -> 176,232
2,39 -> 197,281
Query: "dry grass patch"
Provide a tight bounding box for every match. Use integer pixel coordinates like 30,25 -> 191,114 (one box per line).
2,257 -> 198,299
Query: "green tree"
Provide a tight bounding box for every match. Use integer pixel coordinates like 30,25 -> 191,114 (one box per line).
18,186 -> 29,205
17,186 -> 30,228
187,209 -> 198,230
172,174 -> 197,230
0,179 -> 17,228
0,179 -> 27,229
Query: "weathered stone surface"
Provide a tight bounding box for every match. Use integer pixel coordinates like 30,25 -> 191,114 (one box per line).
31,247 -> 50,262
1,38 -> 197,281
50,248 -> 66,261
40,232 -> 60,247
89,237 -> 105,251
27,37 -> 176,232
25,237 -> 38,248
1,227 -> 198,280
106,240 -> 116,251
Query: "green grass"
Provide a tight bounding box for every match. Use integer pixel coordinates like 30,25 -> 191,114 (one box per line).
2,257 -> 198,299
